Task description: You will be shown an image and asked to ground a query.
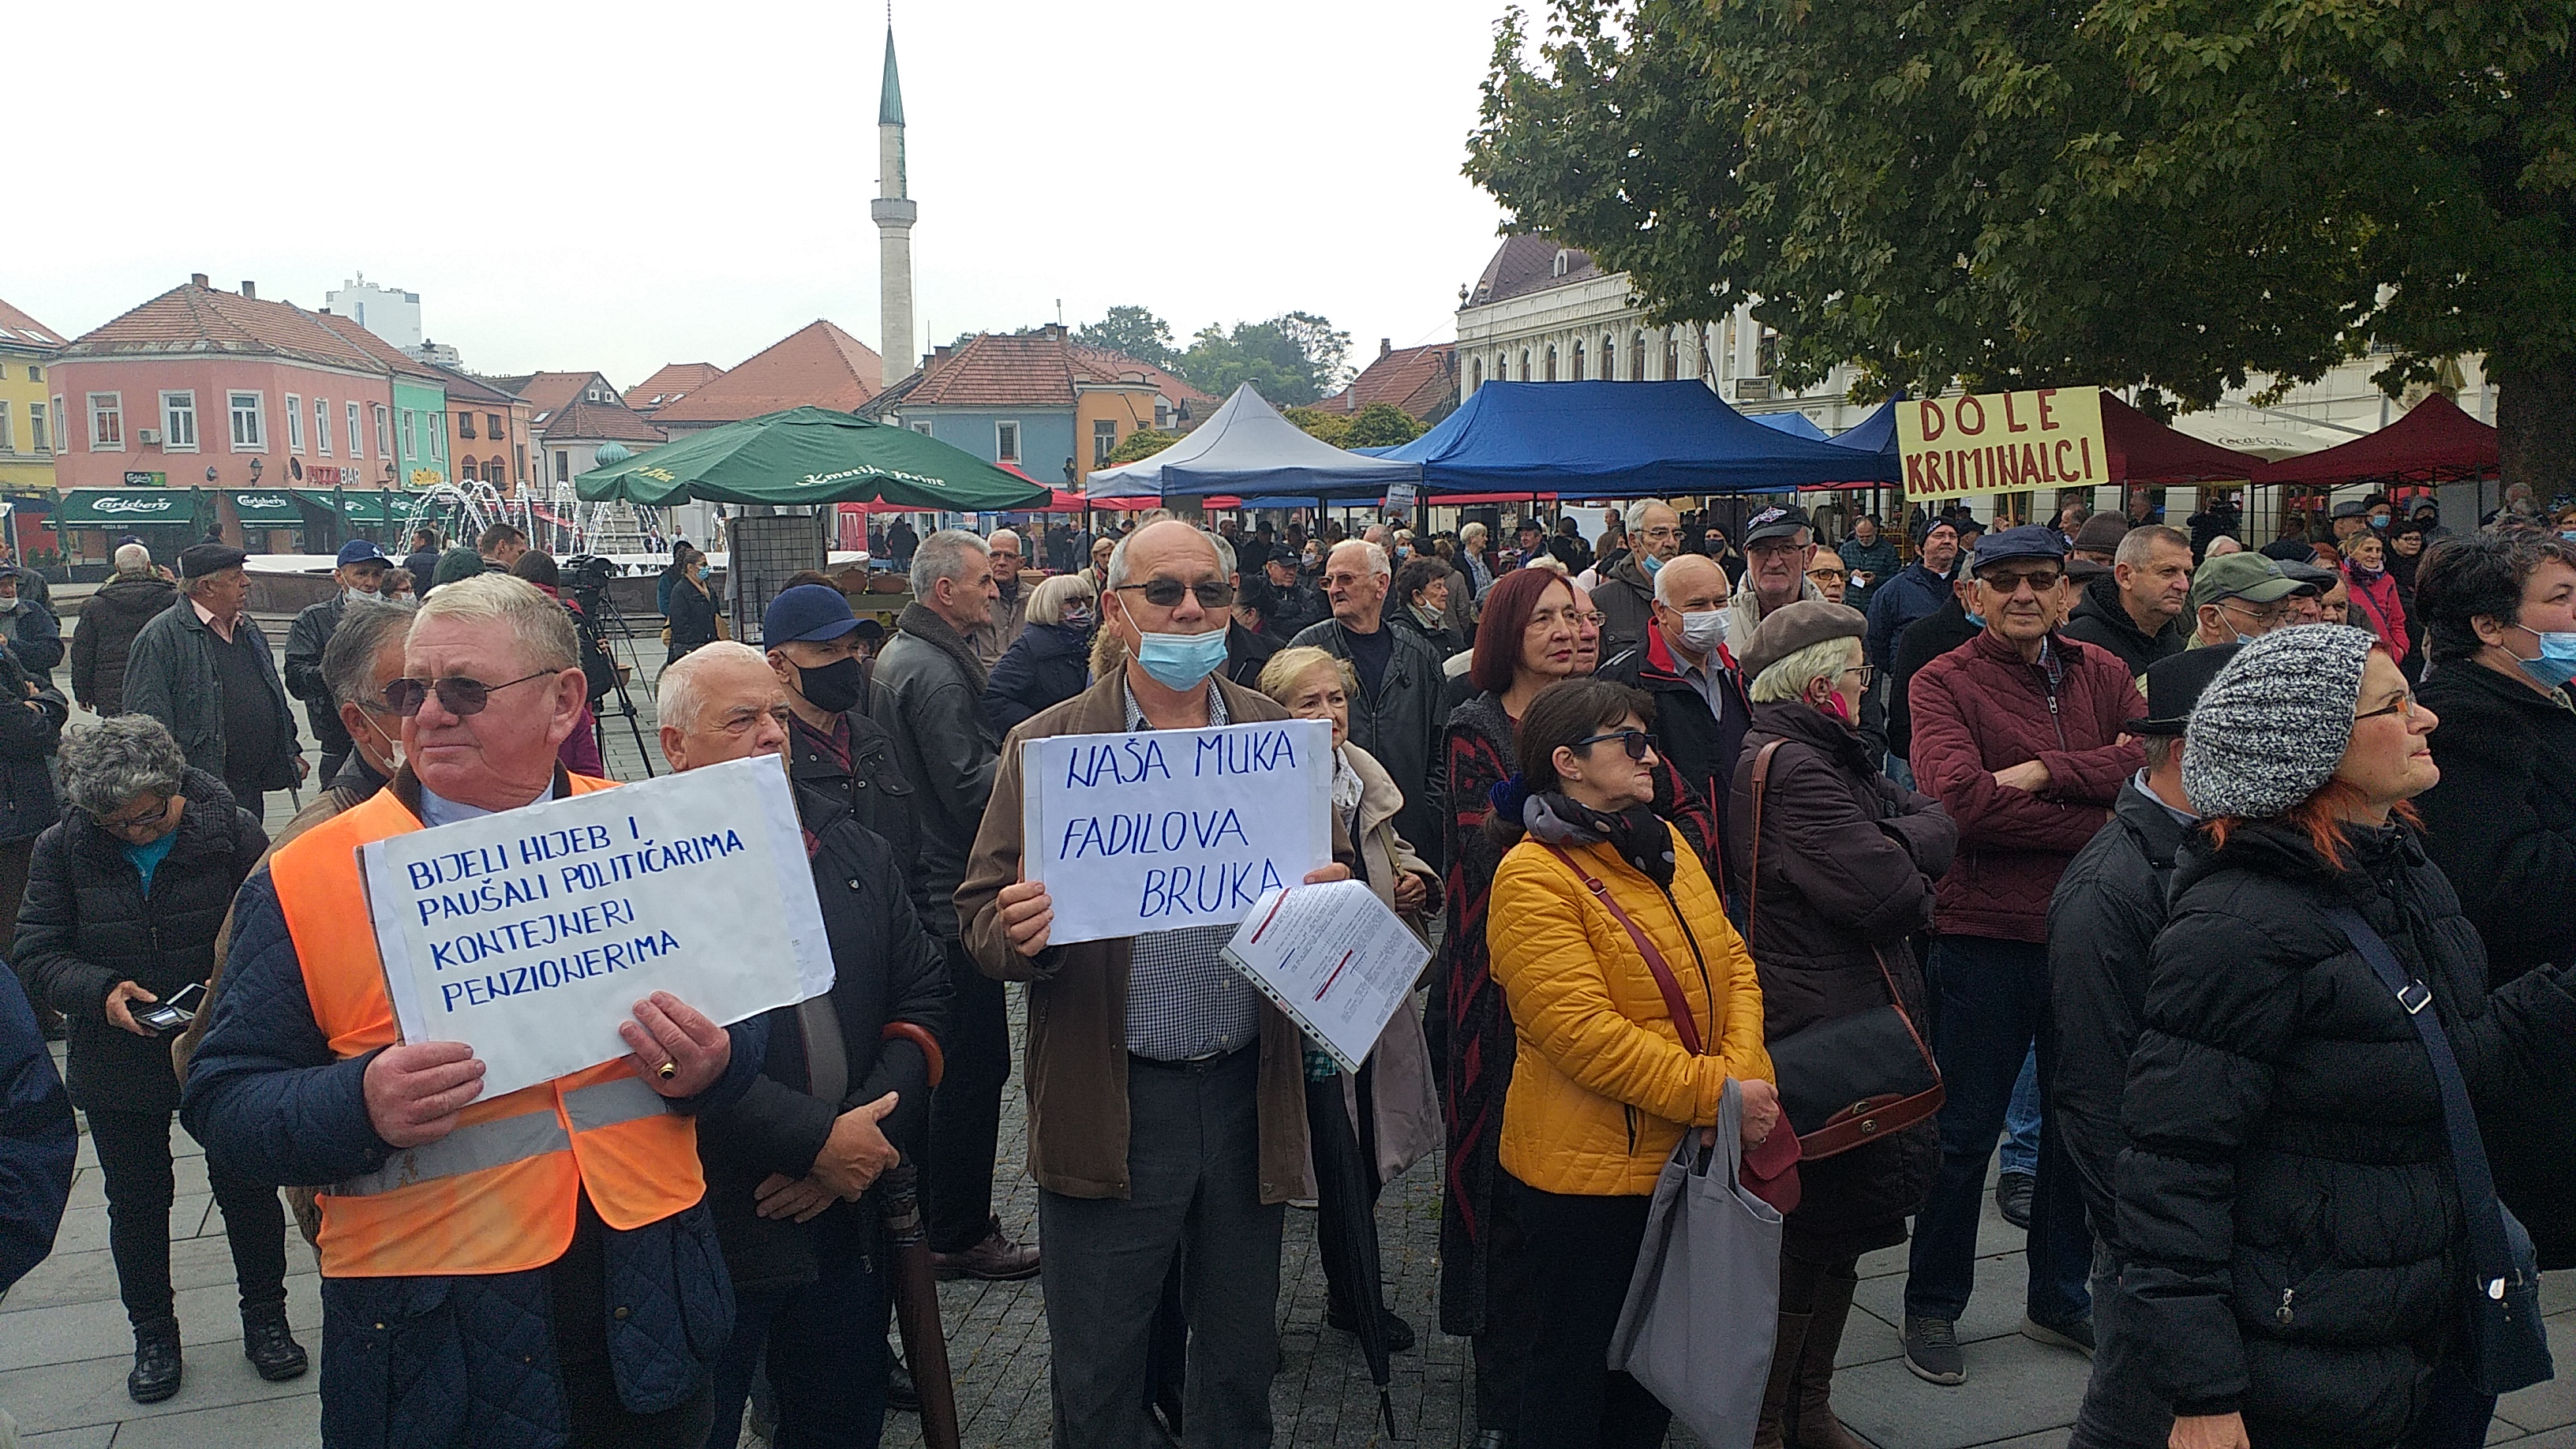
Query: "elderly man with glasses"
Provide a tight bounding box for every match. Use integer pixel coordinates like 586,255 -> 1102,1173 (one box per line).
1592,498 -> 1687,658
1728,505 -> 1829,643
1292,538 -> 1450,871
1896,525 -> 2144,1389
960,519 -> 1354,1447
2186,552 -> 2312,648
182,575 -> 766,1449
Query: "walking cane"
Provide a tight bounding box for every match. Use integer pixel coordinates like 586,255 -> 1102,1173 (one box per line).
878,1024 -> 960,1449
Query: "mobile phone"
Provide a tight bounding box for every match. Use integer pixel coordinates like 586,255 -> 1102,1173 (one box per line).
133,981 -> 208,1034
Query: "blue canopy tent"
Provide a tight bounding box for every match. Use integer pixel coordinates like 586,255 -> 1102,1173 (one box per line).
1753,410 -> 1829,440
1378,381 -> 1898,498
1825,395 -> 1903,454
1084,384 -> 1421,501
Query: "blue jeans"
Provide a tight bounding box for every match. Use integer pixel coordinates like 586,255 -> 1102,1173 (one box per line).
1999,1048 -> 2041,1178
702,1204 -> 890,1449
1902,936 -> 2093,1326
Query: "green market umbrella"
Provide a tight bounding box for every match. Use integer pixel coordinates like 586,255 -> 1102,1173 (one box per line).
575,406 -> 1049,510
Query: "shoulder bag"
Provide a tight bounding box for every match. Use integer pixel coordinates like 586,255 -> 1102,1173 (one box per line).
1747,739 -> 1945,1159
1543,844 -> 1801,1212
2323,905 -> 2552,1396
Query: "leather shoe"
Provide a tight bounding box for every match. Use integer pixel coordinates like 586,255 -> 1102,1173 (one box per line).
244,1313 -> 309,1381
1994,1170 -> 2035,1230
932,1220 -> 1039,1281
128,1321 -> 182,1404
888,1353 -> 919,1412
1324,1302 -> 1417,1353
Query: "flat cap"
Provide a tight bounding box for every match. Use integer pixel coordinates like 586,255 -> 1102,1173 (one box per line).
179,543 -> 246,578
1736,599 -> 1867,687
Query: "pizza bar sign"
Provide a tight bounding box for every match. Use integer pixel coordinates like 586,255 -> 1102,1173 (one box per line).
1896,387 -> 2108,501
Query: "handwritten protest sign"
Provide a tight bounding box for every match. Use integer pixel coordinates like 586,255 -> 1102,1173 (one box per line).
1897,386 -> 2108,501
361,756 -> 833,1098
1021,717 -> 1332,945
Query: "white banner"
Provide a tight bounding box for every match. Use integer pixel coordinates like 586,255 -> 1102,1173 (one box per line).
361,756 -> 832,1098
1020,718 -> 1332,945
1222,881 -> 1428,1075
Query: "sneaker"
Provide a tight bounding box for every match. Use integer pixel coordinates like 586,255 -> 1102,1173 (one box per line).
1901,1315 -> 1965,1386
2021,1313 -> 2095,1357
243,1314 -> 309,1381
128,1321 -> 182,1404
931,1219 -> 1040,1282
1994,1170 -> 2035,1230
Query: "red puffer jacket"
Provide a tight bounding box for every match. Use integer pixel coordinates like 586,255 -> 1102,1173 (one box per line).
2343,564 -> 2411,662
1907,629 -> 2143,942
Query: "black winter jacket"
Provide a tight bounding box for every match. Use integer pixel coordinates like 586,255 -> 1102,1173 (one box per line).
69,573 -> 176,715
873,605 -> 999,939
0,597 -> 64,686
0,650 -> 64,847
1884,597 -> 1979,761
699,811 -> 948,1293
665,575 -> 721,656
2060,572 -> 2188,678
284,592 -> 354,763
2046,777 -> 2192,1234
178,769 -> 766,1449
119,597 -> 302,788
2414,660 -> 2576,1264
1290,616 -> 1449,874
18,769 -> 264,1113
984,621 -> 1091,736
1727,701 -> 1952,1257
1600,625 -> 1752,886
789,695 -> 925,926
2116,820 -> 2576,1443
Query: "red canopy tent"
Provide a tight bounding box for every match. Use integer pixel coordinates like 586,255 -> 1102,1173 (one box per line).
2101,395 -> 2269,483
2256,393 -> 2499,486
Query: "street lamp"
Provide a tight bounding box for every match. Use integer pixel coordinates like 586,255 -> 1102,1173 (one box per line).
248,458 -> 263,482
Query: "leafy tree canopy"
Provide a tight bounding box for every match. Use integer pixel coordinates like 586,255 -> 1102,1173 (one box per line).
1466,0 -> 2576,481
1180,313 -> 1354,406
1282,406 -> 1354,447
1073,305 -> 1181,371
1345,402 -> 1428,448
1101,426 -> 1181,468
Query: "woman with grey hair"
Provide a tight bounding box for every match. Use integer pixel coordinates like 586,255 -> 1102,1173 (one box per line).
16,715 -> 293,1402
1727,600 -> 1955,1448
983,572 -> 1097,735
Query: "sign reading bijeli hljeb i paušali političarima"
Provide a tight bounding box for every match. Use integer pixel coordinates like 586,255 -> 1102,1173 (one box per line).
1896,386 -> 2108,501
1020,717 -> 1333,945
361,755 -> 833,1099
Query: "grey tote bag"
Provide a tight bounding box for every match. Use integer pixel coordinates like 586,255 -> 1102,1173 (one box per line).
1604,1076 -> 1785,1445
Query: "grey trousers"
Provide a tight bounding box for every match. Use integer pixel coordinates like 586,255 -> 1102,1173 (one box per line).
1039,1046 -> 1284,1449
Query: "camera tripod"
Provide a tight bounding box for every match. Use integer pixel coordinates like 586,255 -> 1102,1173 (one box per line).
571,577 -> 657,778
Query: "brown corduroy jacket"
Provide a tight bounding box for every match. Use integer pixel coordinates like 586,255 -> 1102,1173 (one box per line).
955,670 -> 1350,1204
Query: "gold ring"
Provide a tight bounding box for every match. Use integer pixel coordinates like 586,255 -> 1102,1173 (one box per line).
657,1059 -> 679,1081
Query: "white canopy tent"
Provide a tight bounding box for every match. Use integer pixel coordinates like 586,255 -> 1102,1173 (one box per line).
1084,384 -> 1422,500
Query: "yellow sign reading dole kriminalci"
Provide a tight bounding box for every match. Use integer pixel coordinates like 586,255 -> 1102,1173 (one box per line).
1897,387 -> 2107,500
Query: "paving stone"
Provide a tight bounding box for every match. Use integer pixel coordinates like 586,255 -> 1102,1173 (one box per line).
100,1391 -> 324,1449
0,1272 -> 319,1374
17,1425 -> 116,1449
1832,1333 -> 2087,1449
2495,1312 -> 2576,1435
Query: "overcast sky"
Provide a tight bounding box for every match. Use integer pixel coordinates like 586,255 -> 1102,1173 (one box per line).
14,0 -> 1517,388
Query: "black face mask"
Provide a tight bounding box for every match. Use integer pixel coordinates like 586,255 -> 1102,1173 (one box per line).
797,656 -> 865,714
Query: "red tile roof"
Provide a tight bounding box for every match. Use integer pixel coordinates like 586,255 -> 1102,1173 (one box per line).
652,321 -> 882,424
538,399 -> 666,444
59,280 -> 399,372
0,297 -> 67,349
1467,234 -> 1599,307
310,312 -> 443,379
1311,341 -> 1457,420
904,331 -> 1084,408
423,365 -> 522,406
628,362 -> 726,413
494,372 -> 619,418
1067,345 -> 1215,405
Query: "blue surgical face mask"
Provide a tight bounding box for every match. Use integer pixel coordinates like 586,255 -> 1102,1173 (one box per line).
1964,609 -> 1986,630
2370,515 -> 2390,530
2514,624 -> 2576,691
1642,553 -> 1664,575
1133,626 -> 1231,691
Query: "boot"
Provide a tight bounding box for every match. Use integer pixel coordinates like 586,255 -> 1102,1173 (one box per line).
1754,1309 -> 1811,1449
128,1318 -> 182,1404
1788,1267 -> 1871,1449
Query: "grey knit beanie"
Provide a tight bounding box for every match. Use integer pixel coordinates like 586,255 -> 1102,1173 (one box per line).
2182,625 -> 2379,819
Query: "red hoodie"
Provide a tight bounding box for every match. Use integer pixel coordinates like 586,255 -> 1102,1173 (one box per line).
1907,628 -> 2143,941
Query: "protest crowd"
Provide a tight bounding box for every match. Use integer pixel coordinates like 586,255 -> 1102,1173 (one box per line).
1,491 -> 2573,1449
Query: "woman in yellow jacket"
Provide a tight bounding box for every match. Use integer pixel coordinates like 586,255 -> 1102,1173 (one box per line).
1485,676 -> 1781,1448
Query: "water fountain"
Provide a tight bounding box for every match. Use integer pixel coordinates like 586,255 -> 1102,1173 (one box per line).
393,466 -> 655,561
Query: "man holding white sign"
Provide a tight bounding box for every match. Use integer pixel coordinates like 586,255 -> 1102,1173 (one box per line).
182,575 -> 767,1449
960,519 -> 1353,1449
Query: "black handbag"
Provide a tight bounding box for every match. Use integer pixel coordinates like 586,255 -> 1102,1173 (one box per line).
2324,905 -> 2553,1397
1746,741 -> 1944,1159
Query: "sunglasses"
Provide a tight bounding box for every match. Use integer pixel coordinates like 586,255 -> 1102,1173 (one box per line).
381,670 -> 556,717
1115,578 -> 1235,609
1571,728 -> 1655,762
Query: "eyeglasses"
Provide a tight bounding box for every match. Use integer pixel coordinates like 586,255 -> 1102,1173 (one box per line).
1571,729 -> 1655,761
2355,691 -> 2419,723
381,670 -> 556,717
1114,578 -> 1235,609
1806,567 -> 1848,582
1844,664 -> 1878,689
93,798 -> 170,836
1577,610 -> 1608,627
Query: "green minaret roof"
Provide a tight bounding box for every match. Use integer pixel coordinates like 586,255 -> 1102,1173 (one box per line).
878,31 -> 904,127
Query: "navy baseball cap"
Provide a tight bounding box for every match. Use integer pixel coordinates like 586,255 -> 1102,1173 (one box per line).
337,540 -> 391,567
1968,524 -> 2068,571
762,583 -> 860,645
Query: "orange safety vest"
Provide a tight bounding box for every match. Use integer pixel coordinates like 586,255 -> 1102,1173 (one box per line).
272,778 -> 705,1279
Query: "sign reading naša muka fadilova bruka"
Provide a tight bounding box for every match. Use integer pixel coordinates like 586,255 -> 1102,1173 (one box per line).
1021,717 -> 1332,946
361,756 -> 833,1099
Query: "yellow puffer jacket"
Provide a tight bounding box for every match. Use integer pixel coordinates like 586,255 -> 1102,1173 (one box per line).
1489,825 -> 1774,1196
